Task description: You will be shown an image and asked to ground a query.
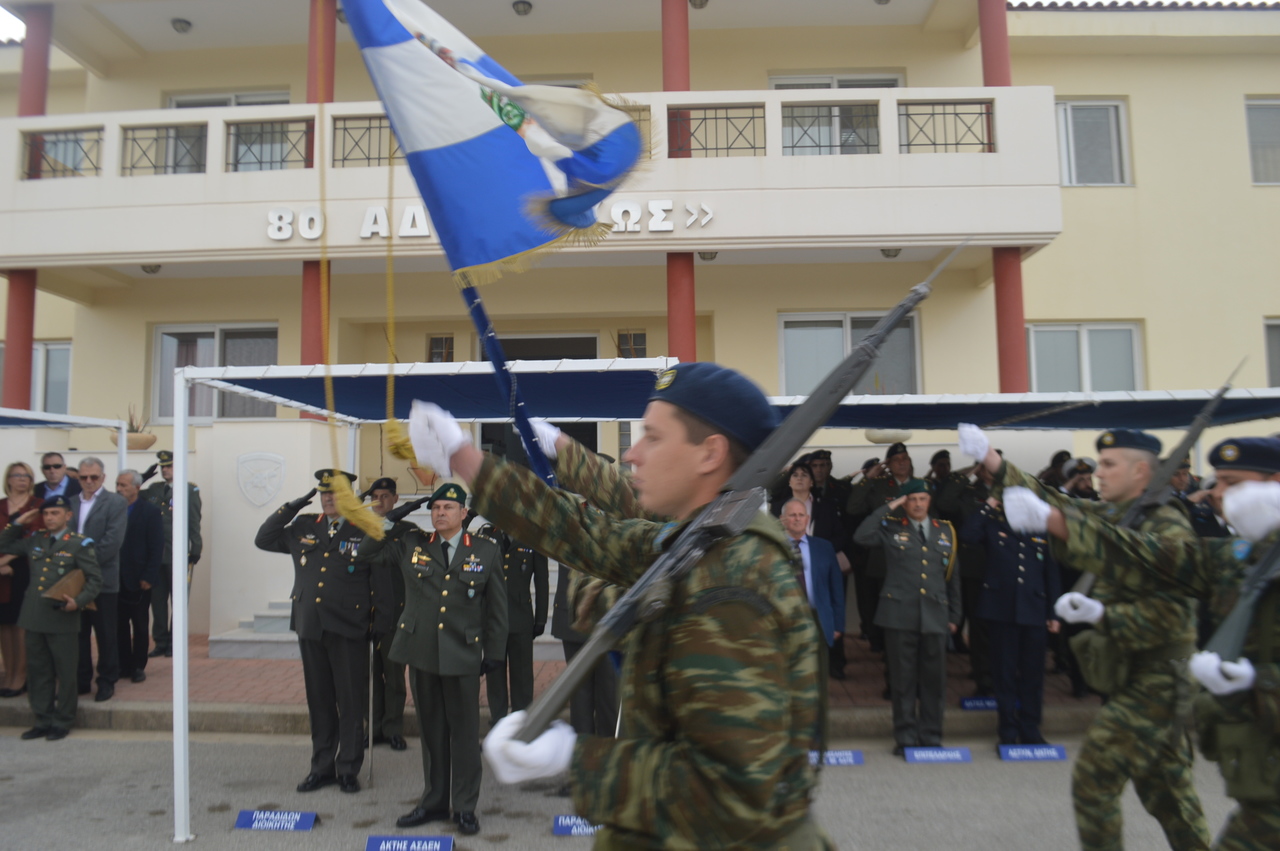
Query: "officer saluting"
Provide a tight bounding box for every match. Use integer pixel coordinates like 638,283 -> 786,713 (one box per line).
254,469 -> 394,794
0,495 -> 102,741
357,482 -> 506,835
141,449 -> 202,659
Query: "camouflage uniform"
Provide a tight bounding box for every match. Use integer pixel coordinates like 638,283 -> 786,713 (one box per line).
996,460 -> 1212,851
1056,514 -> 1280,851
471,440 -> 829,850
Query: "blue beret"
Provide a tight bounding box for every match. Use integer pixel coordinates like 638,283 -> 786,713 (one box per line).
1096,429 -> 1161,455
429,483 -> 467,505
41,495 -> 72,510
649,363 -> 778,453
1208,437 -> 1280,474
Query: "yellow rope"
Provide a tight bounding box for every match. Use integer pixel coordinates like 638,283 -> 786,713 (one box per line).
380,115 -> 421,471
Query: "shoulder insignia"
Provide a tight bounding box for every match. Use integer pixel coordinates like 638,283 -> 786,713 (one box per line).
1232,539 -> 1253,562
654,521 -> 679,551
692,586 -> 774,617
81,537 -> 94,546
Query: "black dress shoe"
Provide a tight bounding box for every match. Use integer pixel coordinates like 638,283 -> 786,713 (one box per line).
388,734 -> 407,751
94,683 -> 114,702
455,811 -> 480,835
892,744 -> 906,758
555,783 -> 572,798
0,683 -> 27,698
881,687 -> 891,701
396,807 -> 449,828
148,647 -> 167,658
21,726 -> 51,740
78,686 -> 91,696
338,774 -> 360,793
296,772 -> 337,793
1021,734 -> 1049,745
131,671 -> 147,684
45,727 -> 69,741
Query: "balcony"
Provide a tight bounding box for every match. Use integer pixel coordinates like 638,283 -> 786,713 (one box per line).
0,86 -> 1061,269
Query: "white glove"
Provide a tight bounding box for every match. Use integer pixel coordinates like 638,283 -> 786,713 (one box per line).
1222,480 -> 1280,543
529,418 -> 561,460
408,400 -> 468,477
957,423 -> 990,461
1054,592 -> 1105,625
483,710 -> 577,785
1003,487 -> 1052,534
1189,650 -> 1257,696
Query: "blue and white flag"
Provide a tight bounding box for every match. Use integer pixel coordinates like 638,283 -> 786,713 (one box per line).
343,0 -> 643,283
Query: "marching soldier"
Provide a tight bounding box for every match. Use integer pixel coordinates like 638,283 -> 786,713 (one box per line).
357,482 -> 507,836
254,469 -> 393,794
960,424 -> 1212,851
854,481 -> 961,755
0,496 -> 102,741
1001,436 -> 1280,850
480,525 -> 548,725
141,450 -> 202,659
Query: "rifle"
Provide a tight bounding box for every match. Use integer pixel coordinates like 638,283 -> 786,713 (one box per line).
1072,361 -> 1243,596
515,240 -> 969,743
1203,539 -> 1280,662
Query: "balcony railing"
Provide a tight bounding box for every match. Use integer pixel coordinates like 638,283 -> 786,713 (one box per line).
10,88 -> 1017,181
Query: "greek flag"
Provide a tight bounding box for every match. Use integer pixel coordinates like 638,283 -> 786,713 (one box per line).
343,0 -> 643,282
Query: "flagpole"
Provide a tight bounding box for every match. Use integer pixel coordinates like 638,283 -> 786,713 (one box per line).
460,282 -> 557,486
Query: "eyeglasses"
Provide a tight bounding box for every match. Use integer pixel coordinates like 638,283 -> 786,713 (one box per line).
81,474 -> 103,482
41,464 -> 64,470
8,472 -> 32,479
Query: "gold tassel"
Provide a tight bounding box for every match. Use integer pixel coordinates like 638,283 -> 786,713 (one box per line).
331,475 -> 385,540
384,420 -> 418,463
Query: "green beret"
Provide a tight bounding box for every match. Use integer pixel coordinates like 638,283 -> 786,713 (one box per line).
898,478 -> 930,497
429,483 -> 467,505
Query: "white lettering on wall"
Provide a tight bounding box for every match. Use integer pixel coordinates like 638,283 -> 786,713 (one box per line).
267,208 -> 294,241
647,200 -> 674,232
398,205 -> 431,237
360,206 -> 390,239
297,207 -> 325,240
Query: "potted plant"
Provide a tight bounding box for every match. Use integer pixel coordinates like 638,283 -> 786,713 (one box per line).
110,405 -> 157,451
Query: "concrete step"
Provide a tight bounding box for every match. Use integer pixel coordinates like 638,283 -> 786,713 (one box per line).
207,628 -> 300,660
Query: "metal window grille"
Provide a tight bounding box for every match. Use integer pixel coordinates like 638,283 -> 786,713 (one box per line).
782,104 -> 879,156
669,106 -> 765,158
428,336 -> 454,363
22,128 -> 102,179
226,120 -> 314,171
617,330 -> 647,358
333,116 -> 403,168
898,102 -> 994,154
611,103 -> 651,154
122,125 -> 208,176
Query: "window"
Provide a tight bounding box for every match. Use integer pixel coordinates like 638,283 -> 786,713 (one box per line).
0,341 -> 71,413
428,336 -> 454,363
1056,101 -> 1129,185
779,312 -> 919,396
171,92 -> 300,173
1267,321 -> 1280,387
772,75 -> 898,157
1027,323 -> 1142,392
154,325 -> 278,420
616,330 -> 647,358
1247,101 -> 1280,185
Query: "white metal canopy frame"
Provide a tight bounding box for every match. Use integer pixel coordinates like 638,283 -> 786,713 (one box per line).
0,407 -> 129,473
164,360 -> 1280,841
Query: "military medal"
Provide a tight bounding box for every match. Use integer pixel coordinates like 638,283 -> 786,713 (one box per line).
468,588 -> 475,599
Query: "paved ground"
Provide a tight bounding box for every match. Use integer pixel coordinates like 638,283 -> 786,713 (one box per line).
0,727 -> 1236,851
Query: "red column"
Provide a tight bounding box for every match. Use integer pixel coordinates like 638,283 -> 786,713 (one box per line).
5,5 -> 53,411
662,0 -> 696,361
301,0 -> 335,378
978,0 -> 1028,391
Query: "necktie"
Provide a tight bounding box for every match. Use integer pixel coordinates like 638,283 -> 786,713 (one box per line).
917,522 -> 928,545
792,539 -> 808,599
441,541 -> 451,564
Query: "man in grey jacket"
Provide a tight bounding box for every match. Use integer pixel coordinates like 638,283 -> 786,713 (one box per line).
855,480 -> 961,756
70,457 -> 128,702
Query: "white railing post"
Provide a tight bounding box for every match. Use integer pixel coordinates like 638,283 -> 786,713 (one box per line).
171,368 -> 194,844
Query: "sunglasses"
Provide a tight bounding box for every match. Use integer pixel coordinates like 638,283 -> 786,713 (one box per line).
42,463 -> 64,470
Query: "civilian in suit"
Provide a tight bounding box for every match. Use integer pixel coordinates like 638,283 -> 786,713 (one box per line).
481,525 -> 549,725
356,483 -> 506,835
33,452 -> 81,501
113,470 -> 164,685
70,457 -> 127,702
780,499 -> 846,677
961,497 -> 1062,746
255,469 -> 394,794
855,482 -> 961,755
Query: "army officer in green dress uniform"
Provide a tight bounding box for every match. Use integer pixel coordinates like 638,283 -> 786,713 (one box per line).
356,482 -> 507,836
0,495 -> 102,741
254,469 -> 394,795
141,449 -> 202,659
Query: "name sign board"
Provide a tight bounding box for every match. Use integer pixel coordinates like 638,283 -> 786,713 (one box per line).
234,810 -> 316,831
905,747 -> 972,764
999,744 -> 1067,762
809,749 -> 864,766
365,838 -> 453,851
553,815 -> 601,836
960,697 -> 997,711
